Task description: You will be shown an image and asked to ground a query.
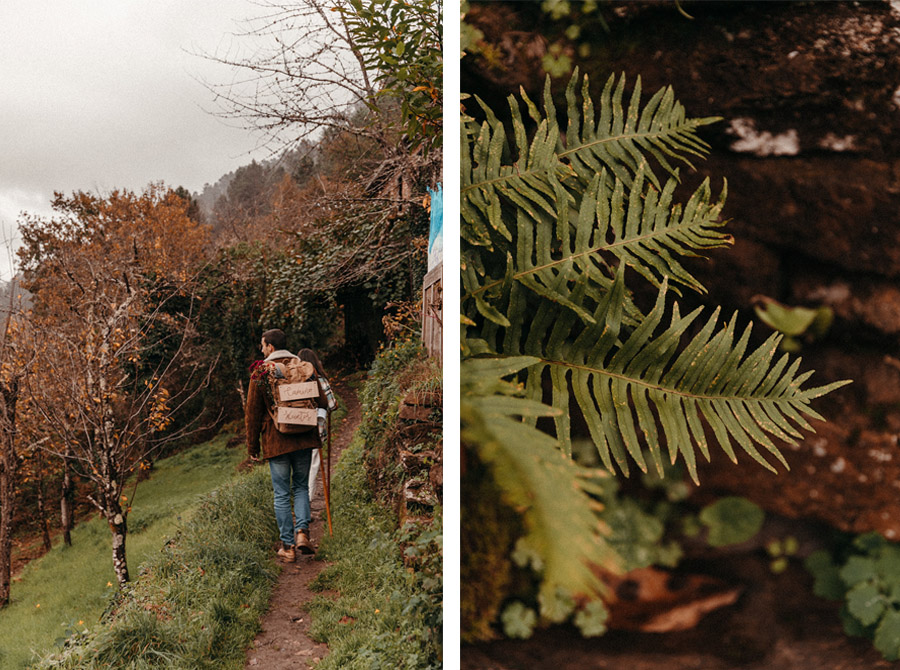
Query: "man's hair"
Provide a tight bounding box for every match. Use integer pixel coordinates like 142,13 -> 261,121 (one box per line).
262,329 -> 287,350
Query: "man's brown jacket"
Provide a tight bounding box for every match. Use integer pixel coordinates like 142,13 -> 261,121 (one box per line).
246,352 -> 327,460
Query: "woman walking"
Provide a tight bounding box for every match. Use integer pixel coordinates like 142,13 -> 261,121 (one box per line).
297,348 -> 338,503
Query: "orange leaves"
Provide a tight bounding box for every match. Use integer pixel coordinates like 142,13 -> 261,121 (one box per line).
20,184 -> 210,307
148,386 -> 173,433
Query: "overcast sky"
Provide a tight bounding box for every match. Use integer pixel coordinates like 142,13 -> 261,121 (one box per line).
0,0 -> 279,276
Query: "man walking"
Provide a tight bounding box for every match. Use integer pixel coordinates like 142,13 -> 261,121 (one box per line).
246,329 -> 326,561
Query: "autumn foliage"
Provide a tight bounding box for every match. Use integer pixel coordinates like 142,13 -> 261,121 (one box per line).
8,186 -> 215,587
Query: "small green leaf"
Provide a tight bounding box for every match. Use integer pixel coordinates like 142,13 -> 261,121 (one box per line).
854,532 -> 887,553
783,536 -> 799,556
846,582 -> 886,627
840,556 -> 879,587
875,609 -> 900,661
574,600 -> 609,637
539,587 -> 576,623
841,605 -> 869,637
699,497 -> 764,547
752,296 -> 818,336
511,537 -> 544,571
501,602 -> 538,639
805,551 -> 846,600
876,546 -> 900,578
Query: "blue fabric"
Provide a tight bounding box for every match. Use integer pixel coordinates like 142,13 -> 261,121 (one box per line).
268,449 -> 313,546
427,184 -> 443,270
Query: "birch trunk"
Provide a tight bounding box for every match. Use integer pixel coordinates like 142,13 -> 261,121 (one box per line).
0,445 -> 14,608
107,502 -> 130,587
60,454 -> 73,547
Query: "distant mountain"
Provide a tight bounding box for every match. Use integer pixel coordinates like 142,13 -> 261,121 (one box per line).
192,145 -> 318,228
195,171 -> 237,223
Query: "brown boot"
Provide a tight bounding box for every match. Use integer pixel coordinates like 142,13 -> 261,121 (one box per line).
295,530 -> 314,555
277,545 -> 296,562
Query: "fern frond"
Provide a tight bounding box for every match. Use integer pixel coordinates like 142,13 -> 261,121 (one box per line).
507,269 -> 852,484
461,95 -> 569,249
461,71 -> 731,341
461,71 -> 849,491
561,71 -> 721,189
461,71 -> 720,248
462,163 -> 731,328
462,358 -> 620,602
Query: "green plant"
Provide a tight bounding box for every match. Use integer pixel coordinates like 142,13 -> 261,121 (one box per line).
461,70 -> 848,632
807,533 -> 900,661
699,496 -> 765,548
341,0 -> 442,153
752,295 -> 834,352
308,432 -> 441,669
766,536 -> 799,574
32,459 -> 278,669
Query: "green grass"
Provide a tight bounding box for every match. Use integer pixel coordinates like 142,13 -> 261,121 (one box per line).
0,364 -> 440,669
307,433 -> 442,670
30,466 -> 278,669
0,434 -> 245,669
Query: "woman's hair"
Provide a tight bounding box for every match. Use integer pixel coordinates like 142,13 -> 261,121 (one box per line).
297,348 -> 326,376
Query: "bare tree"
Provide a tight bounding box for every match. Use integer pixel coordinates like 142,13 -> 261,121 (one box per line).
25,266 -> 216,586
204,0 -> 381,149
200,0 -> 441,192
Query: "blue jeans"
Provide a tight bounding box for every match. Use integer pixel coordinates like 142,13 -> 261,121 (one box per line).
268,449 -> 312,547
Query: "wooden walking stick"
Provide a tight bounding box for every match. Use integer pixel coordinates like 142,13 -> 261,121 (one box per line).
322,411 -> 334,536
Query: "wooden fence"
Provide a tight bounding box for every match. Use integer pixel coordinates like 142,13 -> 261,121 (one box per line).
422,262 -> 442,364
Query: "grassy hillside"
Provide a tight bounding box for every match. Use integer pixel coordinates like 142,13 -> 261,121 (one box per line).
0,434 -> 245,669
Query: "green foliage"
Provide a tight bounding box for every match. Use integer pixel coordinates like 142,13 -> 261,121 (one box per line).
698,497 -> 765,547
298,339 -> 440,667
342,0 -> 442,153
33,466 -> 278,669
0,435 -> 242,669
461,71 -> 848,640
460,2 -> 485,55
501,601 -> 538,639
752,295 -> 834,352
265,203 -> 429,361
806,533 -> 900,661
462,70 -> 847,483
307,432 -> 441,669
765,536 -> 799,574
194,242 -> 275,419
358,339 -> 433,443
263,256 -> 339,351
573,600 -> 609,637
462,357 -> 619,608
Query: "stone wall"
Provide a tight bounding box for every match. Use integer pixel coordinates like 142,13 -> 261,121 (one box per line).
465,0 -> 900,538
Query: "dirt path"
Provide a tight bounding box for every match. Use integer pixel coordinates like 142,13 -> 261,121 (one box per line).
245,379 -> 361,670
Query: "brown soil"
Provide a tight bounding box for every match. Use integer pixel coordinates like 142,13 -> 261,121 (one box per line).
244,379 -> 361,670
462,548 -> 900,670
